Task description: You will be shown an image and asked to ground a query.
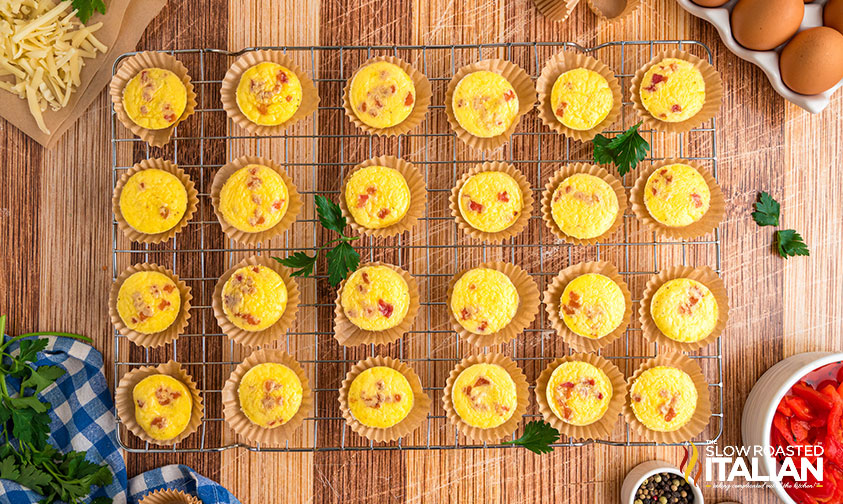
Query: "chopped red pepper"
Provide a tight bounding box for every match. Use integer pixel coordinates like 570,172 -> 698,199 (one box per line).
777,398 -> 793,417
774,412 -> 794,444
793,382 -> 835,412
787,396 -> 817,422
791,419 -> 811,444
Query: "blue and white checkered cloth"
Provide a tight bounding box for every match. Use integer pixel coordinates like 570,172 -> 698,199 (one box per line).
0,336 -> 241,504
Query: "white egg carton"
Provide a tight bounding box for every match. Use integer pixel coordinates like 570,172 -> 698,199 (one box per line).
676,0 -> 843,114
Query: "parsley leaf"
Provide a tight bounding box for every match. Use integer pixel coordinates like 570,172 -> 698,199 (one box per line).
0,455 -> 19,481
274,252 -> 317,278
502,420 -> 560,454
21,365 -> 65,394
72,0 -> 107,24
315,194 -> 347,234
17,464 -> 52,495
326,241 -> 360,286
776,230 -> 810,258
752,192 -> 780,227
592,122 -> 651,176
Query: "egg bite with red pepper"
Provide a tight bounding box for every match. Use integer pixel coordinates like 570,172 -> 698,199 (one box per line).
132,374 -> 193,441
236,62 -> 303,126
340,265 -> 411,331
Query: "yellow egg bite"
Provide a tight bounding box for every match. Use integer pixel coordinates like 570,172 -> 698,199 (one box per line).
344,166 -> 411,229
551,174 -> 619,240
640,58 -> 705,123
219,164 -> 290,233
644,164 -> 711,227
122,68 -> 187,130
560,273 -> 626,339
117,271 -> 181,334
236,62 -> 303,126
450,268 -> 519,335
630,366 -> 697,432
650,278 -> 718,343
458,171 -> 524,233
133,374 -> 192,441
349,61 -> 416,129
238,363 -> 303,428
348,366 -> 414,428
119,169 -> 188,234
452,71 -> 519,138
550,68 -> 614,131
341,266 -> 410,331
452,363 -> 518,429
547,361 -> 612,426
222,265 -> 288,332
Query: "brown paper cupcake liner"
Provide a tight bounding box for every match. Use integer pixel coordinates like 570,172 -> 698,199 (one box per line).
639,265 -> 729,352
333,262 -> 420,346
338,156 -> 426,238
543,261 -> 632,352
442,353 -> 529,443
446,261 -> 540,346
112,159 -> 199,244
445,59 -> 537,151
541,163 -> 628,245
623,353 -> 712,443
210,155 -> 303,245
109,52 -> 197,147
536,52 -> 622,142
139,489 -> 201,504
630,50 -> 723,134
220,50 -> 319,136
535,353 -> 627,440
532,0 -> 580,21
108,263 -> 192,348
212,255 -> 301,348
449,161 -> 534,243
221,349 -> 312,446
586,0 -> 641,21
338,355 -> 430,442
115,360 -> 204,446
630,159 -> 725,240
342,55 -> 432,137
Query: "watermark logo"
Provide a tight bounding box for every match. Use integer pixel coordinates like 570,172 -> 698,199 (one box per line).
680,445 -> 702,485
698,444 -> 824,490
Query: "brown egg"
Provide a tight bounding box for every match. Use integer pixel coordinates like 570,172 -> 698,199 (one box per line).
731,0 -> 805,51
826,0 -> 843,34
780,27 -> 843,94
692,0 -> 729,6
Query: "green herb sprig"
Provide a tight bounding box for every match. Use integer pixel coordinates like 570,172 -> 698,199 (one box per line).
592,122 -> 651,176
502,420 -> 560,454
71,0 -> 106,23
274,195 -> 360,286
0,315 -> 112,504
776,229 -> 810,258
750,192 -> 809,259
752,191 -> 780,227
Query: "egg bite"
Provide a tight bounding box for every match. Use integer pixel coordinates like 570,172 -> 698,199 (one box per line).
119,168 -> 188,235
559,273 -> 626,339
629,366 -> 698,432
347,366 -> 414,428
236,62 -> 303,126
221,265 -> 288,332
451,363 -> 518,429
237,362 -> 303,428
219,164 -> 290,233
450,268 -> 519,335
639,58 -> 705,123
550,173 -> 619,240
550,68 -> 614,131
348,61 -> 416,129
546,361 -> 612,426
452,70 -> 519,138
117,271 -> 182,334
650,278 -> 718,343
644,163 -> 711,227
122,68 -> 188,130
344,166 -> 411,229
457,171 -> 524,233
340,265 -> 410,331
132,374 -> 193,441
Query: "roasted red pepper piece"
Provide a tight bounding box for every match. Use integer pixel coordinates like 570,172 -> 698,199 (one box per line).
836,365 -> 843,385
793,382 -> 835,412
774,412 -> 794,444
816,379 -> 838,393
777,397 -> 794,417
791,419 -> 812,444
822,384 -> 843,466
787,396 -> 818,422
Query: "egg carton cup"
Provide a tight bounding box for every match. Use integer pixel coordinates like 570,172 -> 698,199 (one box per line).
532,0 -> 580,21
138,489 -> 202,504
676,0 -> 842,114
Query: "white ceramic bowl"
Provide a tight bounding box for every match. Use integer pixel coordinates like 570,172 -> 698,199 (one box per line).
741,352 -> 843,504
621,460 -> 705,504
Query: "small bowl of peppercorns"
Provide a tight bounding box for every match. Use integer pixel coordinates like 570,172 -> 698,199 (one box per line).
620,460 -> 704,504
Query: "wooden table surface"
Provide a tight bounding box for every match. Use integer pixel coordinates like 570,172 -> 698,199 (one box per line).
1,0 -> 842,502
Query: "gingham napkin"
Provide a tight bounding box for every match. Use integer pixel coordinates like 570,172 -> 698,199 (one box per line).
127,464 -> 240,503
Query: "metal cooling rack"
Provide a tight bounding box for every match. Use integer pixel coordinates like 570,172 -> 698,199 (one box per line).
111,40 -> 724,453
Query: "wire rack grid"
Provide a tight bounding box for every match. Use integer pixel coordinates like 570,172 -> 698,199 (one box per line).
111,40 -> 724,453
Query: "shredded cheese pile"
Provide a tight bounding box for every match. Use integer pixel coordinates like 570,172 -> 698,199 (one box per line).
0,0 -> 107,134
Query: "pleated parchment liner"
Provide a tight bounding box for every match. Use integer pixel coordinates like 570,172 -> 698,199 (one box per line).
109,51 -> 197,147
449,161 -> 534,243
112,158 -> 199,244
623,352 -> 712,443
338,355 -> 430,442
543,261 -> 632,353
444,59 -> 537,151
333,262 -> 421,346
531,0 -> 580,22
138,489 -> 201,504
220,50 -> 320,136
342,55 -> 432,136
541,163 -> 628,245
630,49 -> 723,134
630,159 -> 725,240
535,352 -> 627,440
441,353 -> 529,443
586,0 -> 641,22
536,52 -> 622,142
221,349 -> 313,446
115,360 -> 204,446
108,263 -> 192,348
338,156 -> 427,238
210,155 -> 303,245
639,265 -> 729,352
212,255 -> 301,348
446,261 -> 540,347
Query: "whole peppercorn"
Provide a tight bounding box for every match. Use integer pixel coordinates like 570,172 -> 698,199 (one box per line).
633,472 -> 695,504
